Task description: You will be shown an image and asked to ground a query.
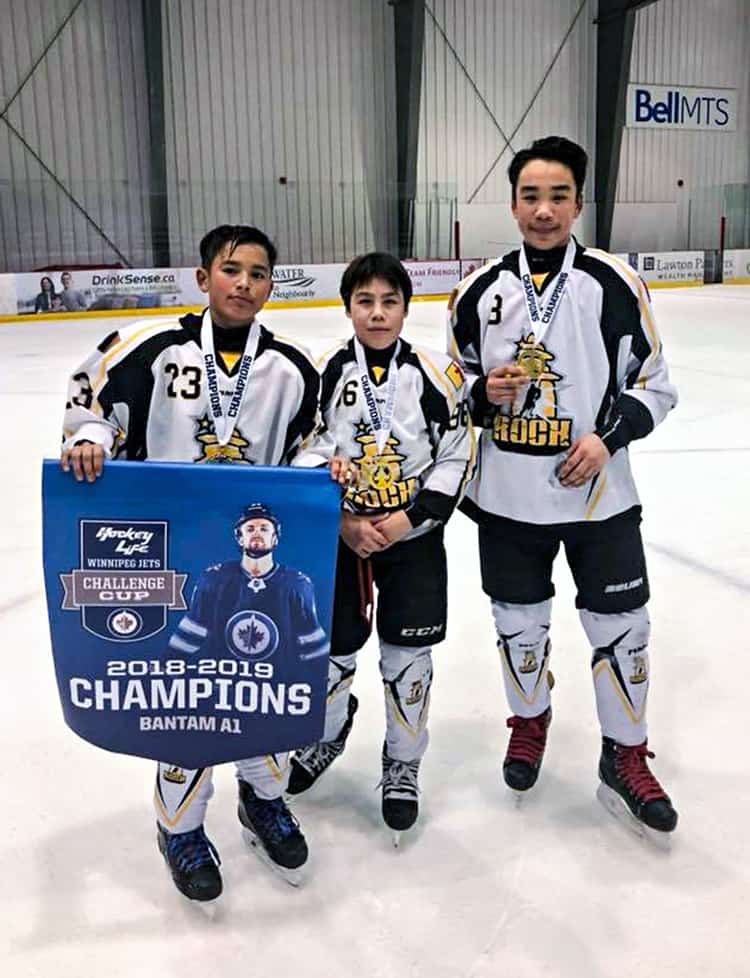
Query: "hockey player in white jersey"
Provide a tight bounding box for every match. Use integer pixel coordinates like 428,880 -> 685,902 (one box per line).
60,225 -> 320,899
448,137 -> 679,841
288,252 -> 475,841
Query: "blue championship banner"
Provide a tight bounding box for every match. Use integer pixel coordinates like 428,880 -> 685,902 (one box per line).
42,460 -> 341,768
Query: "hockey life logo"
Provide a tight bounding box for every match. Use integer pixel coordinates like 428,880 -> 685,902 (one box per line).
492,334 -> 572,455
59,520 -> 187,641
626,84 -> 736,131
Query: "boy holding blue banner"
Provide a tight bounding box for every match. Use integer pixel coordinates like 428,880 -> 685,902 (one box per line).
447,136 -> 679,842
60,225 -> 320,899
288,252 -> 475,842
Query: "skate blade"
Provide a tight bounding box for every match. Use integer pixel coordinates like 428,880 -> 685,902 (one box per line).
241,827 -> 306,886
596,783 -> 672,851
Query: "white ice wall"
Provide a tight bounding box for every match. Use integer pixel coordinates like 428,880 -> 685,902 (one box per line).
612,0 -> 750,251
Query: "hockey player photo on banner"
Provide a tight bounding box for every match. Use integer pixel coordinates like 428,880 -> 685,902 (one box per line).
42,460 -> 340,769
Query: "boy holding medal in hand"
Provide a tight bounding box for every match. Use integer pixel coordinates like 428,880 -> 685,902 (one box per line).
448,137 -> 680,842
60,225 -> 320,899
288,252 -> 474,841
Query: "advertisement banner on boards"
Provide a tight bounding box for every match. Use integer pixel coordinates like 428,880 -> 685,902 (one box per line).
723,250 -> 750,284
403,260 -> 461,296
638,251 -> 704,285
15,268 -> 186,315
42,461 -> 340,769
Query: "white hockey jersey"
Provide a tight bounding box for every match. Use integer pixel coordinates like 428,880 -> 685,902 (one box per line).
448,241 -> 677,525
295,337 -> 475,540
62,312 -> 319,465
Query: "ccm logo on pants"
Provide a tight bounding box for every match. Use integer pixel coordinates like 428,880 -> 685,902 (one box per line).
400,625 -> 443,637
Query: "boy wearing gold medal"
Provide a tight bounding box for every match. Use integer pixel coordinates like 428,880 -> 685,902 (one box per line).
60,225 -> 320,898
448,137 -> 679,842
289,252 -> 475,840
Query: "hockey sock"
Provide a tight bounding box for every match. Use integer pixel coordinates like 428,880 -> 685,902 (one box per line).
154,764 -> 214,833
380,642 -> 432,762
491,599 -> 553,717
322,652 -> 358,742
580,605 -> 650,745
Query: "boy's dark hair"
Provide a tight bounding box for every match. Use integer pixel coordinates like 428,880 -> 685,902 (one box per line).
508,136 -> 588,200
339,252 -> 413,311
199,225 -> 278,271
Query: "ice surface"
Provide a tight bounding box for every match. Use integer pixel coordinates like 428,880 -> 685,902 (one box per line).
1,286 -> 748,977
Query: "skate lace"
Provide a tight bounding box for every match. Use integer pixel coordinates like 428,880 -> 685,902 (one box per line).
615,744 -> 668,802
378,759 -> 420,800
166,826 -> 220,872
505,711 -> 549,764
296,739 -> 343,776
247,796 -> 300,842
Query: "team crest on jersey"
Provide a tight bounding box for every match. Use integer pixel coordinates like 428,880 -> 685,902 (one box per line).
406,680 -> 424,706
225,610 -> 279,660
492,333 -> 573,456
344,421 -> 417,511
194,412 -> 252,463
59,520 -> 188,642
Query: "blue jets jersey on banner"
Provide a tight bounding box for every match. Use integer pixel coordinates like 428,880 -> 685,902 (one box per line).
170,562 -> 328,663
42,460 -> 340,768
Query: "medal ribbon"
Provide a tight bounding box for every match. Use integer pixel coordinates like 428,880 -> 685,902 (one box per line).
353,337 -> 400,454
200,308 -> 260,446
518,236 -> 576,347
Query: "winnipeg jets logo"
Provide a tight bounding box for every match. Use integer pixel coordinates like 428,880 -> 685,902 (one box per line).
225,610 -> 279,661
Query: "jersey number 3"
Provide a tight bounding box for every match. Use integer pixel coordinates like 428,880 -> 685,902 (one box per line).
165,363 -> 201,399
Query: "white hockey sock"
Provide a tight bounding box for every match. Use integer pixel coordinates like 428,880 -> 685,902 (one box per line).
380,642 -> 432,762
234,753 -> 291,799
154,764 -> 214,833
322,652 -> 358,742
580,605 -> 650,745
491,599 -> 553,717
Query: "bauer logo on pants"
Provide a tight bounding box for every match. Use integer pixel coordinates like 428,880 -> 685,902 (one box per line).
59,520 -> 188,641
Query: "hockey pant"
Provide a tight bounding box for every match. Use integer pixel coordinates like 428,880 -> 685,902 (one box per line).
324,644 -> 433,763
491,599 -> 650,745
154,753 -> 290,834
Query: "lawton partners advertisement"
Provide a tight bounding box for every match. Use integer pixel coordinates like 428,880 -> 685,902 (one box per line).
42,461 -> 340,769
638,251 -> 704,286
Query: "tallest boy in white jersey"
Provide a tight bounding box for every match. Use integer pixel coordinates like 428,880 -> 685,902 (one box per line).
448,136 -> 679,839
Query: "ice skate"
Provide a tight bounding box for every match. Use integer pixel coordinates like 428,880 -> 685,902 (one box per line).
157,822 -> 222,902
502,706 -> 552,795
379,747 -> 420,847
288,695 -> 359,795
238,780 -> 308,886
597,737 -> 678,848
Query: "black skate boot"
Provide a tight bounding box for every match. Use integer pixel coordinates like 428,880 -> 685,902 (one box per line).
288,694 -> 359,795
157,823 -> 222,902
238,780 -> 308,885
502,707 -> 552,792
597,737 -> 678,842
380,746 -> 421,846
